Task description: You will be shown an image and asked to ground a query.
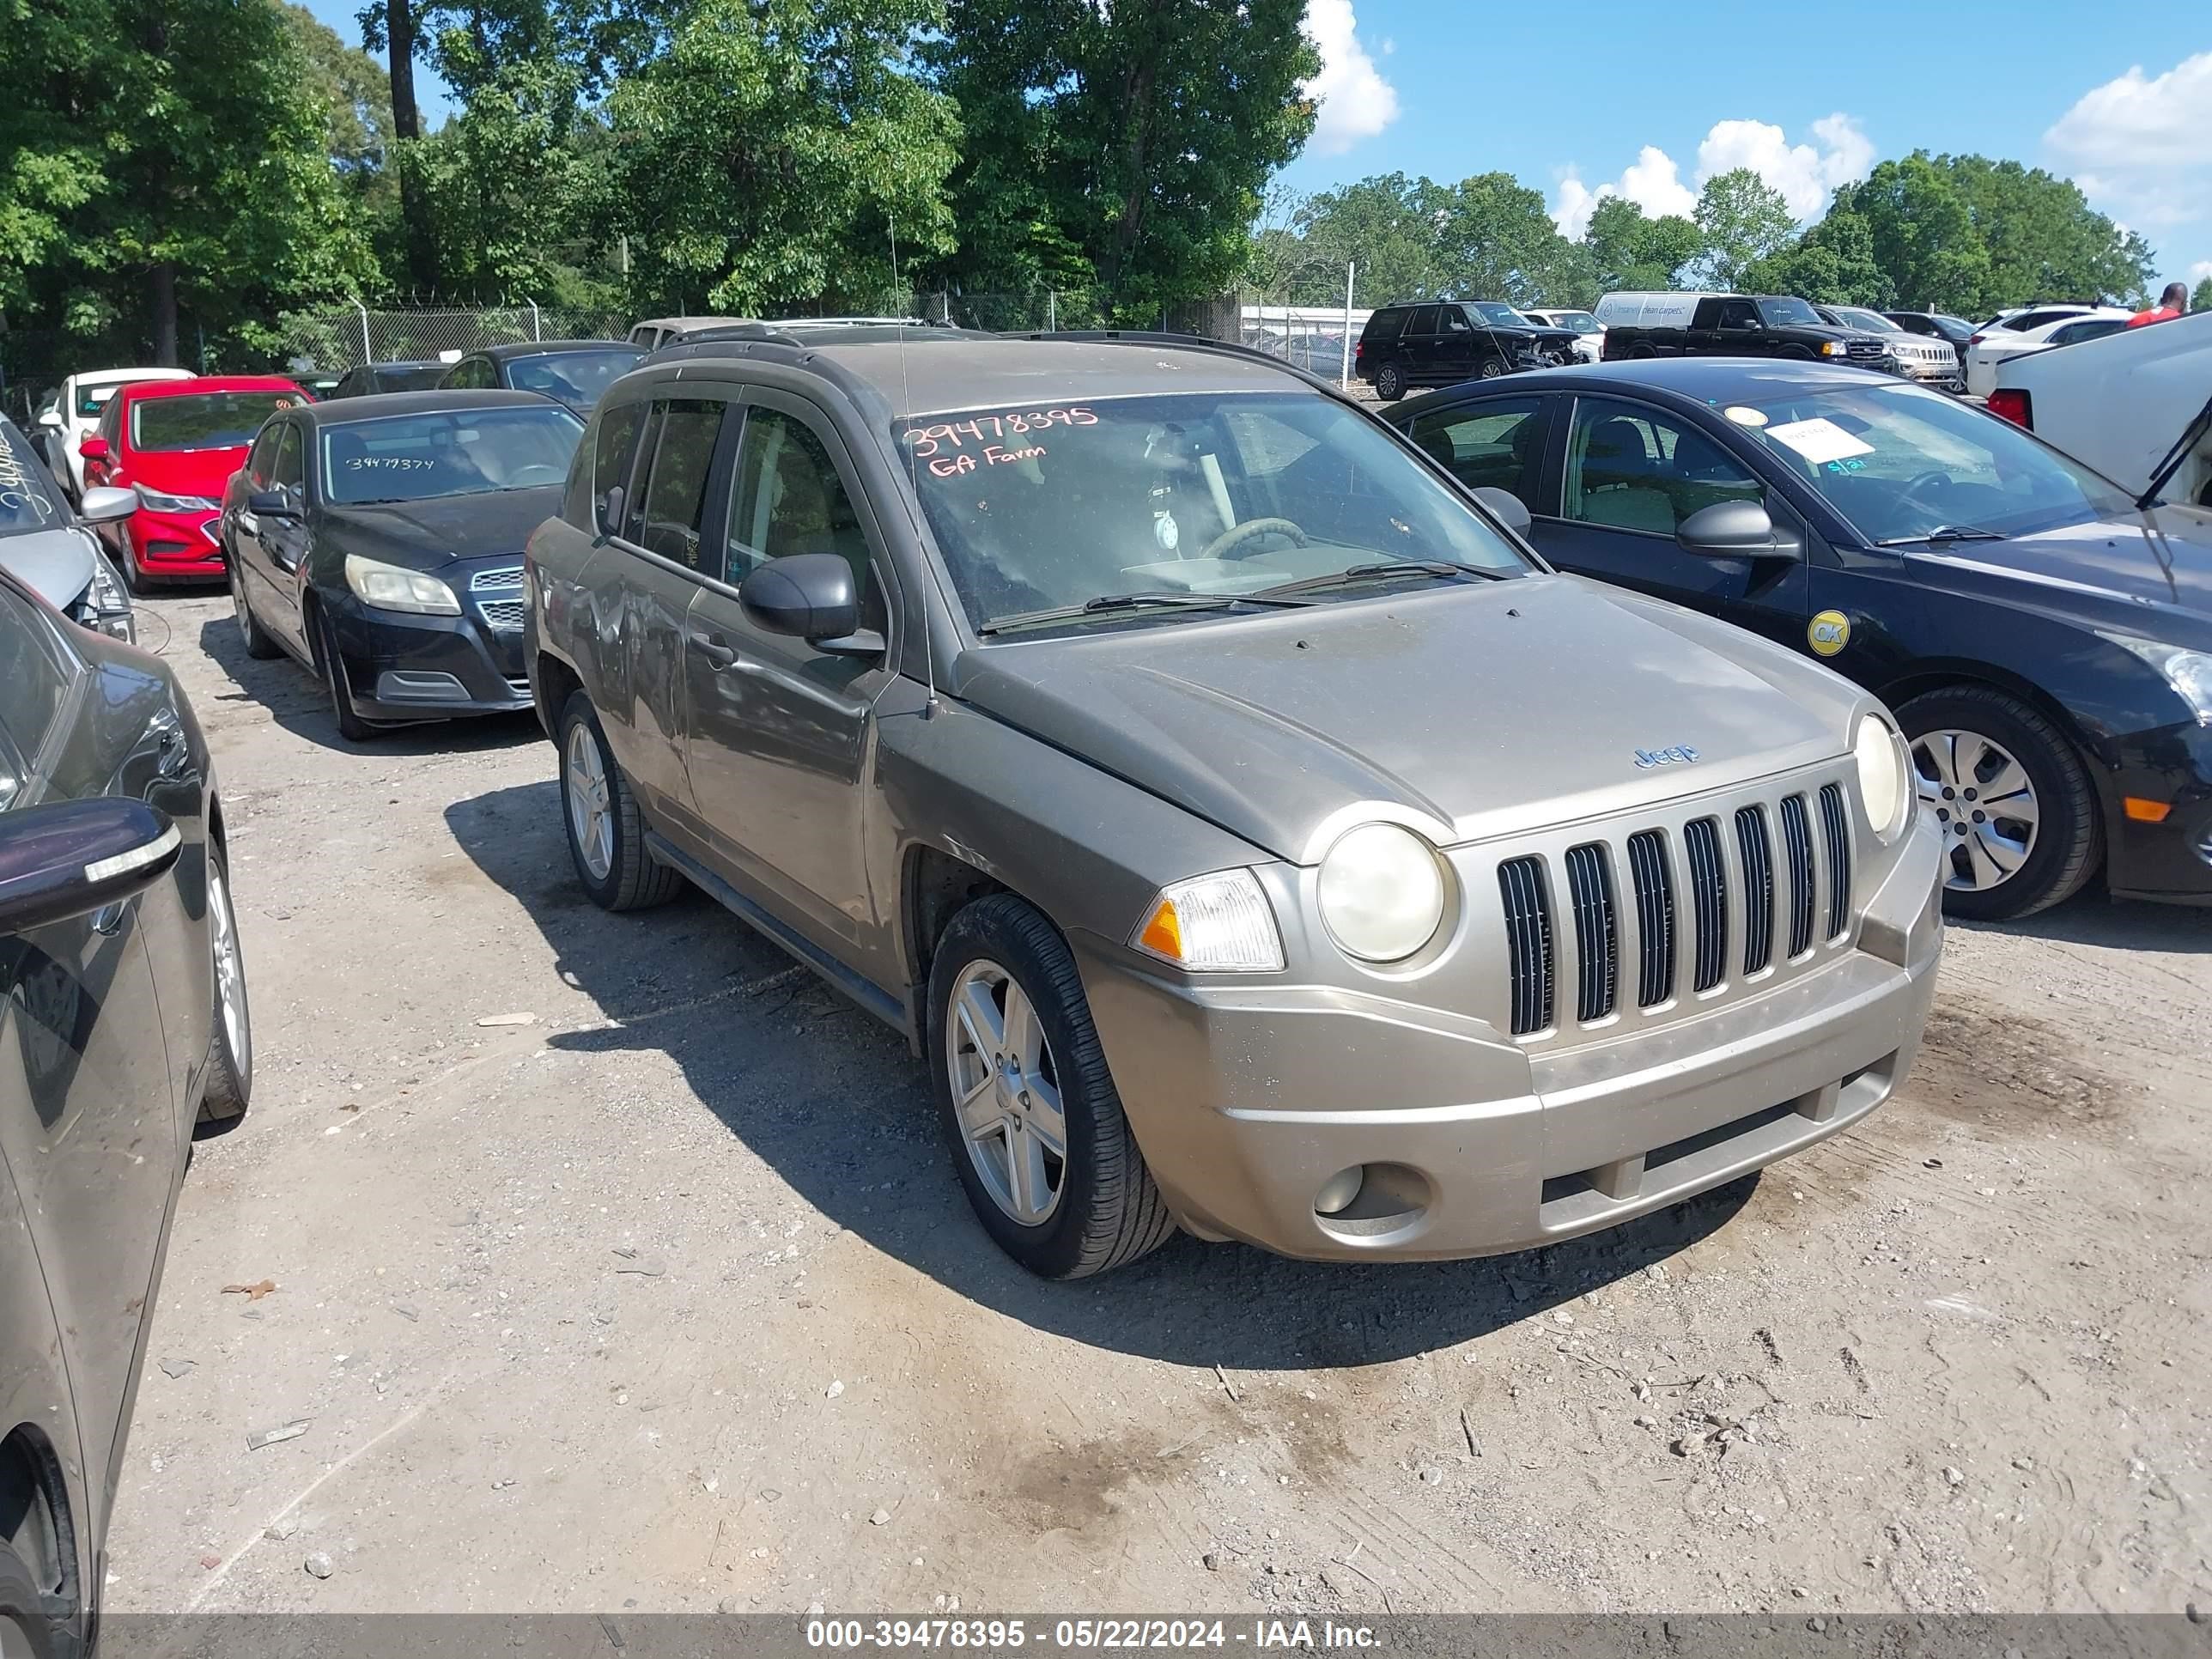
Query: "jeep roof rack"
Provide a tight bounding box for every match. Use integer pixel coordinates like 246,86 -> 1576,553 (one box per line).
998,329 -> 1347,395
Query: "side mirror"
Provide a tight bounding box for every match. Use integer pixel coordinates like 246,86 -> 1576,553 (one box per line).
35,408 -> 62,430
247,489 -> 300,521
594,483 -> 625,545
78,486 -> 138,525
1474,486 -> 1532,536
738,552 -> 879,653
1677,499 -> 1801,560
0,799 -> 180,933
78,436 -> 110,463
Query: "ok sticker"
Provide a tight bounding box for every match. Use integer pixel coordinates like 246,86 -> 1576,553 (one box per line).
1808,609 -> 1851,657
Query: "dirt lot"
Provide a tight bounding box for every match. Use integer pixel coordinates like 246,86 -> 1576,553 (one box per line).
108,589 -> 2209,1617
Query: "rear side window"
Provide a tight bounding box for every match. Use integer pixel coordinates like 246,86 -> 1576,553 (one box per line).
1362,309 -> 1407,343
591,401 -> 646,533
1407,305 -> 1440,336
1406,398 -> 1547,501
633,398 -> 726,574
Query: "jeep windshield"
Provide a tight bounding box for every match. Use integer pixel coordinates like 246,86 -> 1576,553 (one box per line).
1728,380 -> 2134,544
899,392 -> 1533,634
1756,298 -> 1823,328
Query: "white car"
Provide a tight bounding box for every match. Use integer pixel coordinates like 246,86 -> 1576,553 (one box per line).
1520,307 -> 1605,363
35,367 -> 194,501
1962,307 -> 2130,398
1990,308 -> 2211,508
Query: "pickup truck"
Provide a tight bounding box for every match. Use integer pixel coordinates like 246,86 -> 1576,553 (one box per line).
1596,292 -> 1895,371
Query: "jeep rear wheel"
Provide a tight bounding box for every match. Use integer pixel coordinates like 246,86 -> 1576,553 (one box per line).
558,691 -> 685,911
928,895 -> 1175,1279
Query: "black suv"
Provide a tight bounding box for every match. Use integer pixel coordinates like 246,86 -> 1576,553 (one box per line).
1355,301 -> 1544,400
1599,294 -> 1894,369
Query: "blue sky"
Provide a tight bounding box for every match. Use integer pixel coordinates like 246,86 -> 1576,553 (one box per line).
307,0 -> 2212,289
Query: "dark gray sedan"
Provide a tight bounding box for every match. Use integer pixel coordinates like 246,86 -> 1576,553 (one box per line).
528,330 -> 1942,1277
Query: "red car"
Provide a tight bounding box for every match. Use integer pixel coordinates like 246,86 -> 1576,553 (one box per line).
80,375 -> 308,586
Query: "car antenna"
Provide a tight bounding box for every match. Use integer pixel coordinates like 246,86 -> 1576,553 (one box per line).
899,324 -> 939,720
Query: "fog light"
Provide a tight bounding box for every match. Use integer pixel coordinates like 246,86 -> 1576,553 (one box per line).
1315,1166 -> 1365,1216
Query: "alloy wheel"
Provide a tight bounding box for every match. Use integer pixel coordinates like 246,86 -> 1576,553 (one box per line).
945,960 -> 1066,1225
564,722 -> 615,881
208,852 -> 251,1082
1914,727 -> 2039,892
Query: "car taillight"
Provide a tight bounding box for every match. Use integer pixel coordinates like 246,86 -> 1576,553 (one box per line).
1986,388 -> 2032,428
1967,333 -> 1985,345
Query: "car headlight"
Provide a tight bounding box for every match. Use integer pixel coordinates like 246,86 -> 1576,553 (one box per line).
343,552 -> 460,616
1820,341 -> 1848,357
2111,637 -> 2212,726
1317,822 -> 1448,963
134,484 -> 218,514
70,550 -> 137,642
1854,713 -> 1911,842
1132,868 -> 1284,973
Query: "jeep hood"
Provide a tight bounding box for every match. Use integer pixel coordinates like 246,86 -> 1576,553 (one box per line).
953,574 -> 1860,862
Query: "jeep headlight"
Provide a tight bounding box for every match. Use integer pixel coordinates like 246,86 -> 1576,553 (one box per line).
343,552 -> 460,616
1855,714 -> 1911,842
1317,822 -> 1449,963
1133,869 -> 1284,973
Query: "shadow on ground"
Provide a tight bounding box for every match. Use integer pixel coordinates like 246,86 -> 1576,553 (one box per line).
445,779 -> 1759,1370
1961,880 -> 2212,955
191,613 -> 541,757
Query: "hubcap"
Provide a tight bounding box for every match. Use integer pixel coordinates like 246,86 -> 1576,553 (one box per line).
945,961 -> 1066,1226
564,722 -> 615,881
209,854 -> 250,1079
1913,728 -> 2039,892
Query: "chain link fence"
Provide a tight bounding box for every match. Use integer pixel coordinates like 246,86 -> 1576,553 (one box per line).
271,303 -> 629,381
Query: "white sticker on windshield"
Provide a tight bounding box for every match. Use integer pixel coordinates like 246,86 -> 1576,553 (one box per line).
1763,416 -> 1873,465
1723,405 -> 1769,427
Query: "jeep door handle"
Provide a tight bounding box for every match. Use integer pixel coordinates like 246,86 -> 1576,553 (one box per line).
697,639 -> 738,670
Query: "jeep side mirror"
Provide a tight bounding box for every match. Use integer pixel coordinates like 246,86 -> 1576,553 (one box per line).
1676,499 -> 1801,560
738,552 -> 882,655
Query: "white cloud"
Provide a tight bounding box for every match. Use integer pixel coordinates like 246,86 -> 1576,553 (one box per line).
2045,52 -> 2212,233
1302,0 -> 1400,156
1550,115 -> 1873,237
2192,260 -> 2212,284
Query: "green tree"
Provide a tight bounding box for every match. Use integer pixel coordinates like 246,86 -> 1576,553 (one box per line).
1431,173 -> 1595,307
1581,197 -> 1702,293
415,62 -> 601,301
1839,159 -> 1988,314
605,0 -> 960,314
1291,173 -> 1449,307
283,4 -> 401,272
2194,277 -> 2212,314
1693,168 -> 1797,290
928,0 -> 1318,313
1741,210 -> 1893,307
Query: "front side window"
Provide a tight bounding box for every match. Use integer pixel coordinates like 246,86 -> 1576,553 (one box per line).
0,585 -> 77,787
726,408 -> 881,629
132,391 -> 299,453
1406,398 -> 1546,500
319,407 -> 584,505
1438,306 -> 1474,333
633,399 -> 726,573
0,422 -> 68,538
1563,398 -> 1763,536
901,392 -> 1532,633
1756,298 -> 1821,327
270,425 -> 306,494
245,423 -> 284,489
506,349 -> 642,410
1717,301 -> 1760,330
1723,380 -> 2133,544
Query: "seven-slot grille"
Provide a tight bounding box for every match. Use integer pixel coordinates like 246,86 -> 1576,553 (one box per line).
1491,779 -> 1855,1042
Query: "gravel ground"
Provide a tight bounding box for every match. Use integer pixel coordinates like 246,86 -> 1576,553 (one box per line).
108,588 -> 2209,1617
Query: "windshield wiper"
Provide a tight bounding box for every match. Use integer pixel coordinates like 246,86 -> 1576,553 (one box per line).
1251,559 -> 1504,600
976,591 -> 1310,636
1877,525 -> 2007,547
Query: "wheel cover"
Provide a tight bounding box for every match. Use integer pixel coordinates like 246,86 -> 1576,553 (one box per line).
945,960 -> 1066,1225
564,723 -> 615,881
1913,727 -> 2040,892
208,854 -> 251,1083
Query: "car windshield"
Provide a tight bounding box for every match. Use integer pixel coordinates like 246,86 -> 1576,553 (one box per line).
1835,308 -> 1899,332
1728,380 -> 2135,543
504,349 -> 641,409
900,392 -> 1532,632
1757,298 -> 1822,327
0,420 -> 68,538
319,407 -> 584,505
1469,303 -> 1527,326
132,390 -> 300,452
1932,315 -> 1972,339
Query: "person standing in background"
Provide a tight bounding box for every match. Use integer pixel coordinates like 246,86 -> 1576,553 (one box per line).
2128,283 -> 2190,328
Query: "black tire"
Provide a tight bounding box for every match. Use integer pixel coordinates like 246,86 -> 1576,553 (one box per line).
0,1543 -> 69,1659
1373,363 -> 1405,402
927,894 -> 1176,1279
197,836 -> 252,1125
1896,684 -> 2101,921
1629,343 -> 1656,359
556,690 -> 684,911
231,551 -> 280,659
313,608 -> 379,742
1479,358 -> 1507,379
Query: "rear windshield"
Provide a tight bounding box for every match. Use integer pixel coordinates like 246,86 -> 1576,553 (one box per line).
132,390 -> 301,452
901,392 -> 1531,634
319,407 -> 584,505
0,421 -> 68,538
1361,310 -> 1407,343
374,364 -> 447,392
503,348 -> 642,409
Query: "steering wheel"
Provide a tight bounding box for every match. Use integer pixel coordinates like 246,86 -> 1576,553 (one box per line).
506,464 -> 568,487
1899,469 -> 1953,501
1198,517 -> 1309,562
